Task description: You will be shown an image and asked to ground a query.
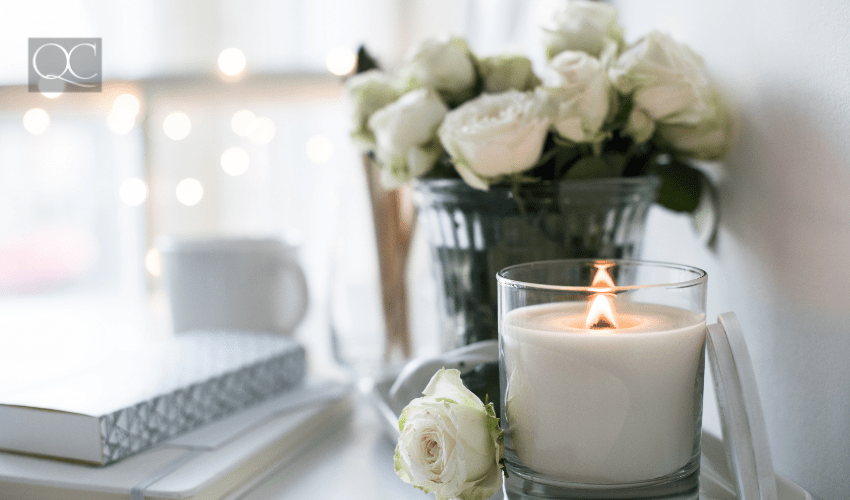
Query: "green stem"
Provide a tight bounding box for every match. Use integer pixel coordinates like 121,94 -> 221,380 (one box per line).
534,146 -> 560,169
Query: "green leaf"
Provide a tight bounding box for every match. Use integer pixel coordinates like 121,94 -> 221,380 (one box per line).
652,163 -> 703,213
601,152 -> 628,177
565,155 -> 619,179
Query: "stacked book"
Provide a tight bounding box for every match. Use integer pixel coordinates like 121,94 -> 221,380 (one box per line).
0,330 -> 352,499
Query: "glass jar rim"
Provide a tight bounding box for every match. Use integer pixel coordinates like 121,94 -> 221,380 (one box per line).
496,259 -> 707,292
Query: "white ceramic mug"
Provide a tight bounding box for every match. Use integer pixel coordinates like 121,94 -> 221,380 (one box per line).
158,237 -> 309,335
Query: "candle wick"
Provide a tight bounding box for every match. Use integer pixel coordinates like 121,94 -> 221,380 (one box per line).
589,316 -> 617,330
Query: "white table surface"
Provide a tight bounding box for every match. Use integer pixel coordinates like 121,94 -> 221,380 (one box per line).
239,391 -> 430,500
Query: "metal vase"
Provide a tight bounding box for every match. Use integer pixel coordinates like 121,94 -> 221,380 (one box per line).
413,176 -> 661,352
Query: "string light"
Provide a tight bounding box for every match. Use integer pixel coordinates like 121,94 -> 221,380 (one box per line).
163,112 -> 191,140
325,46 -> 357,76
145,248 -> 161,277
221,147 -> 250,176
23,108 -> 50,135
175,178 -> 203,206
218,48 -> 246,76
119,178 -> 148,205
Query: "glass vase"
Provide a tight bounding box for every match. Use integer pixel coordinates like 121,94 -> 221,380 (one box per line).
413,176 -> 661,352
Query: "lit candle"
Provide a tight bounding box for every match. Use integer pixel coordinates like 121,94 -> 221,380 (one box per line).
499,262 -> 706,485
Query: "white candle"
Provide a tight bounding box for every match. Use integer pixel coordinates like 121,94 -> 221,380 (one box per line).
502,301 -> 705,484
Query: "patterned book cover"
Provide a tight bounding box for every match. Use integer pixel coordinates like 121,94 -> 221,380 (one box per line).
0,330 -> 305,465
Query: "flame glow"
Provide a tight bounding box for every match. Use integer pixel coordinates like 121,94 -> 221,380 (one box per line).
586,262 -> 618,329
586,294 -> 619,329
590,261 -> 615,289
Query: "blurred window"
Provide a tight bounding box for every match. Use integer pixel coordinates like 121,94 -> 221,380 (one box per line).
0,0 -> 536,374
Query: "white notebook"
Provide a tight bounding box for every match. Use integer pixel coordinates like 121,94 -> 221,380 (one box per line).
0,379 -> 352,500
0,330 -> 306,465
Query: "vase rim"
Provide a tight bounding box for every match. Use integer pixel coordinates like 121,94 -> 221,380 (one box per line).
413,175 -> 661,191
496,259 -> 707,292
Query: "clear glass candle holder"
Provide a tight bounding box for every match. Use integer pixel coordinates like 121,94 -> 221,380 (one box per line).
497,260 -> 707,500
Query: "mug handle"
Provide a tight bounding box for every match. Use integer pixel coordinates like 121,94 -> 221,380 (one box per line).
275,253 -> 310,334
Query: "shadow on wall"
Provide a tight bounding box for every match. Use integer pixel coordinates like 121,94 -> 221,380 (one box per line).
717,88 -> 850,498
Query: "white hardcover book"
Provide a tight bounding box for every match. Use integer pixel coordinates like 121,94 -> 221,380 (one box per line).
0,379 -> 352,500
0,330 -> 306,465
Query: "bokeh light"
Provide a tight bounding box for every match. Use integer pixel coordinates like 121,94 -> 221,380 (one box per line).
325,46 -> 357,76
306,135 -> 334,164
249,117 -> 276,145
163,112 -> 191,140
221,147 -> 250,176
113,94 -> 141,117
218,48 -> 246,76
108,111 -> 135,134
175,178 -> 203,206
231,110 -> 257,137
119,178 -> 148,205
23,108 -> 50,135
145,248 -> 161,277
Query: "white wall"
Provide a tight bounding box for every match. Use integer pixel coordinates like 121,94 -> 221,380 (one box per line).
613,2 -> 850,498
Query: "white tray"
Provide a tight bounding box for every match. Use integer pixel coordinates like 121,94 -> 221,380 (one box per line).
370,375 -> 811,500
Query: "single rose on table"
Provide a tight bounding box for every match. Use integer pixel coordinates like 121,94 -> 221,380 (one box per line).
394,368 -> 505,500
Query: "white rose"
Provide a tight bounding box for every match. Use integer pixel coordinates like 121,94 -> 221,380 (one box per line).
540,51 -> 613,144
368,88 -> 448,187
395,369 -> 504,500
402,35 -> 478,106
609,32 -> 710,122
609,31 -> 731,157
543,1 -> 625,61
438,90 -> 550,190
345,70 -> 404,149
478,54 -> 540,93
609,31 -> 713,125
656,92 -> 731,160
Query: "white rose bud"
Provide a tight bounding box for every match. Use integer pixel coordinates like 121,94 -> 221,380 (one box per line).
345,70 -> 404,149
540,51 -> 613,144
543,0 -> 625,61
368,88 -> 448,187
609,31 -> 731,158
402,35 -> 478,106
438,90 -> 550,190
478,54 -> 541,93
624,108 -> 655,144
395,369 -> 504,500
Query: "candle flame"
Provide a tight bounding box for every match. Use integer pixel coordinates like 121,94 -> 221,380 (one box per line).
590,262 -> 615,289
586,293 -> 619,329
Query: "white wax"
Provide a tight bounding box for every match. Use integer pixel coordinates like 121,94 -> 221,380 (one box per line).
501,302 -> 705,484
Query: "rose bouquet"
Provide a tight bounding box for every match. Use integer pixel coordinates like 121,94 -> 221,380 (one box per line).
346,0 -> 731,217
